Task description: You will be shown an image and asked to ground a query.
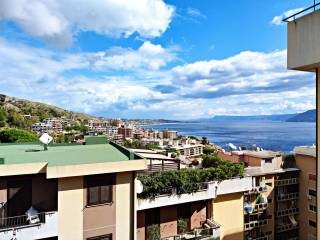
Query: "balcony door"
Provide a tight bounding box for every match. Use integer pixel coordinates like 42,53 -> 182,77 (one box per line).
7,179 -> 32,217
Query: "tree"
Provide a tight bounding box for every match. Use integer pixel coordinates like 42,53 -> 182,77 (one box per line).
0,128 -> 38,143
146,224 -> 160,240
203,146 -> 216,155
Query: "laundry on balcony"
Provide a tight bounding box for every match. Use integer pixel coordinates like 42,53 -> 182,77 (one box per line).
288,215 -> 297,227
26,206 -> 40,224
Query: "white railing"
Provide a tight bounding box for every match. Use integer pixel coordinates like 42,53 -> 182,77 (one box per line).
276,223 -> 299,233
275,178 -> 299,186
276,192 -> 299,201
244,219 -> 268,231
276,208 -> 299,217
217,177 -> 252,195
0,211 -> 58,240
137,182 -> 218,210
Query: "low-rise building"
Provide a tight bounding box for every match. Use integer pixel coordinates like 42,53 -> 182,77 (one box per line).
173,144 -> 203,158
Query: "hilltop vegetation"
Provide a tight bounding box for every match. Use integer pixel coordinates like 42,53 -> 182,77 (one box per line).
0,94 -> 94,129
0,128 -> 38,143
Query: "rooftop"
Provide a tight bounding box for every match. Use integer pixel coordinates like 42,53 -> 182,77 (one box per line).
294,145 -> 316,158
245,167 -> 299,177
232,150 -> 282,159
0,142 -> 136,167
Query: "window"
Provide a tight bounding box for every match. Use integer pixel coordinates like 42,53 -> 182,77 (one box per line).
264,158 -> 272,163
309,220 -> 316,228
308,189 -> 316,197
87,234 -> 112,240
86,174 -> 114,206
309,205 -> 317,213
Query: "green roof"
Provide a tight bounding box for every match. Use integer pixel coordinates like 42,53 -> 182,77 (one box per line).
0,143 -> 136,167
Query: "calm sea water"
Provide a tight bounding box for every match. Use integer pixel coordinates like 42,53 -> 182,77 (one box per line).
142,121 -> 316,153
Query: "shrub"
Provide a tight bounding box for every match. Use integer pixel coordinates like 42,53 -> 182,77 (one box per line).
137,160 -> 244,199
0,128 -> 38,143
177,218 -> 188,234
147,224 -> 160,240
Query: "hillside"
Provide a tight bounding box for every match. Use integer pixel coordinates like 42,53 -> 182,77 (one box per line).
0,94 -> 94,129
286,109 -> 316,122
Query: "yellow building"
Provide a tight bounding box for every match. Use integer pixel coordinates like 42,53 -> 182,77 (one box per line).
295,146 -> 317,240
285,4 -> 319,237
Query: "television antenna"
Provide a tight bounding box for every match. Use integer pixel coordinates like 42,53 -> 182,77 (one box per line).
39,133 -> 53,151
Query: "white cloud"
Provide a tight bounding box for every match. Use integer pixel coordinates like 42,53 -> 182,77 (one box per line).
0,36 -> 315,119
0,0 -> 174,46
89,41 -> 177,71
187,7 -> 206,18
271,8 -> 304,25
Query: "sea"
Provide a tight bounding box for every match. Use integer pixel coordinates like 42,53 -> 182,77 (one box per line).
142,121 -> 316,153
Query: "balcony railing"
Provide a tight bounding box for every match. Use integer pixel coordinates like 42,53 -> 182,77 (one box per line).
0,212 -> 46,230
247,236 -> 271,240
245,185 -> 268,195
276,192 -> 299,201
161,219 -> 220,240
276,223 -> 299,233
244,219 -> 268,231
283,1 -> 320,22
276,208 -> 299,217
275,178 -> 298,187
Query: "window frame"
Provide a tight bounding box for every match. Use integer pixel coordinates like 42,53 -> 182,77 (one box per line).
308,188 -> 317,197
309,220 -> 316,228
87,234 -> 112,240
309,204 -> 317,213
85,174 -> 115,206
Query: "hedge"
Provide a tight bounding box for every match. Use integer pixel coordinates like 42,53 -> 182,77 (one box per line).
137,160 -> 244,199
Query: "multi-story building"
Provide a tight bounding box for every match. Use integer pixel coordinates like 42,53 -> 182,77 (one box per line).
161,130 -> 178,140
0,136 -> 146,240
118,127 -> 133,139
285,3 -> 319,236
173,144 -> 203,158
220,149 -> 300,240
32,119 -> 63,135
294,146 -> 317,240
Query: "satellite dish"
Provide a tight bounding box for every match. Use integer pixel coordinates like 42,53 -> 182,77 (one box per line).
39,133 -> 53,151
136,180 -> 144,194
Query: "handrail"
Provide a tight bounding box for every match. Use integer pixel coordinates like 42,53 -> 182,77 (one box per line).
283,1 -> 320,22
0,212 -> 47,230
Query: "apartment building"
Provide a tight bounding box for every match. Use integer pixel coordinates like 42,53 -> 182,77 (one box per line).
285,4 -> 320,236
32,119 -> 63,135
0,136 -> 147,240
220,150 -> 300,240
161,130 -> 178,140
173,144 -> 204,158
294,146 -> 317,240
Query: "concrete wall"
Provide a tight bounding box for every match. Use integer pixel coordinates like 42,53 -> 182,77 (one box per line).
190,201 -> 207,229
58,177 -> 84,240
137,210 -> 145,240
287,10 -> 320,70
83,184 -> 116,239
213,192 -> 244,240
116,172 -> 133,240
160,206 -> 178,238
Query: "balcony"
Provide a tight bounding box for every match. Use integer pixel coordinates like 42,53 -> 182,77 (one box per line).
276,223 -> 299,233
161,219 -> 220,240
275,178 -> 298,187
245,185 -> 268,195
276,208 -> 299,217
0,211 -> 58,240
245,202 -> 268,215
244,219 -> 268,231
137,177 -> 252,210
276,192 -> 299,201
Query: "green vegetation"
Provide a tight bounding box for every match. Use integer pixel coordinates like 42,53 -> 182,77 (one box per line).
146,224 -> 160,240
0,128 -> 38,143
137,157 -> 244,199
177,218 -> 188,234
203,145 -> 217,155
123,140 -> 160,150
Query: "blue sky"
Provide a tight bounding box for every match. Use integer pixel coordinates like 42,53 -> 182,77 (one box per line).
0,0 -> 315,119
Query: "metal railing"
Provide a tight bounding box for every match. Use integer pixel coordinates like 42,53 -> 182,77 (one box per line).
275,178 -> 299,186
161,219 -> 220,240
276,207 -> 299,217
0,212 -> 46,230
283,1 -> 320,22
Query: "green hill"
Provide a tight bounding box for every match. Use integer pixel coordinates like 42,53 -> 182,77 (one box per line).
0,94 -> 94,129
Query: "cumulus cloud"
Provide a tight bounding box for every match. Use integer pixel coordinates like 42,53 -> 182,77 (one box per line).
0,0 -> 174,46
89,41 -> 177,71
0,36 -> 315,119
271,8 -> 304,25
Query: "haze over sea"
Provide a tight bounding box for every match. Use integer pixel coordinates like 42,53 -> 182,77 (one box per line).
143,121 -> 315,153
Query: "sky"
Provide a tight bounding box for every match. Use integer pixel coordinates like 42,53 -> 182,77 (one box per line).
0,0 -> 316,120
